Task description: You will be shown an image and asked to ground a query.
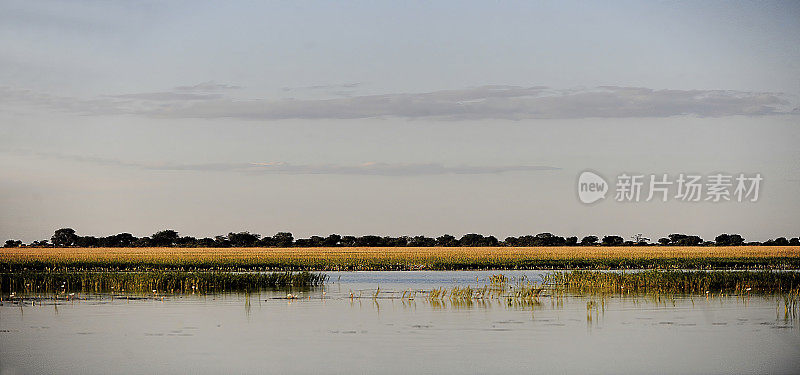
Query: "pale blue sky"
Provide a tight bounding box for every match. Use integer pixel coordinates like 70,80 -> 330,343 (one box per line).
1,1 -> 799,241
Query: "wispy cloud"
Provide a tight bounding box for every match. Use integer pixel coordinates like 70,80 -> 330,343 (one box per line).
12,150 -> 559,176
108,81 -> 241,101
174,81 -> 242,92
0,86 -> 127,115
111,92 -> 223,101
244,161 -> 559,175
282,82 -> 362,91
2,84 -> 795,120
148,86 -> 791,120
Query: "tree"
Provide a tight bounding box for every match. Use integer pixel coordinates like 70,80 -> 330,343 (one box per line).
715,234 -> 744,246
408,235 -> 436,247
436,234 -> 459,247
102,233 -> 137,247
76,236 -> 99,247
459,234 -> 497,247
256,236 -> 275,247
273,232 -> 294,247
528,233 -> 567,246
515,235 -> 537,246
31,239 -> 50,247
295,236 -> 327,247
133,237 -> 152,247
631,234 -> 650,245
52,228 -> 78,247
15,228 -> 800,248
667,234 -> 703,246
293,238 -> 312,247
355,235 -> 385,247
322,234 -> 342,247
176,236 -> 199,247
384,236 -> 408,247
4,239 -> 22,248
601,235 -> 624,246
340,236 -> 357,247
213,235 -> 231,247
196,237 -> 215,247
151,230 -> 179,247
227,232 -> 261,247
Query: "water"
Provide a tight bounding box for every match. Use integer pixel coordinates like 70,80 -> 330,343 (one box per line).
2,271 -> 799,374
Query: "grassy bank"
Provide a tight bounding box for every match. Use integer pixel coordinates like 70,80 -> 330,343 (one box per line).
2,246 -> 799,271
0,271 -> 326,294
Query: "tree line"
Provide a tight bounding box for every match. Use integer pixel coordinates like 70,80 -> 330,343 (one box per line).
3,228 -> 799,248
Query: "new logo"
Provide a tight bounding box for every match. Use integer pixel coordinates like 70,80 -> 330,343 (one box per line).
578,171 -> 608,204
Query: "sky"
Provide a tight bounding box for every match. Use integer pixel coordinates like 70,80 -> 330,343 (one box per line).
1,0 -> 799,242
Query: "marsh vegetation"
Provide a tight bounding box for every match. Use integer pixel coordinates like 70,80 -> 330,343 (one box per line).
0,271 -> 326,295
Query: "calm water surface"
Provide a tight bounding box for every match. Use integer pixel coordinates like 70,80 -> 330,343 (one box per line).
2,271 -> 799,374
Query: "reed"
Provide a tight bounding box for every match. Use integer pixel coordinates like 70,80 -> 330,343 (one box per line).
541,270 -> 800,294
0,271 -> 326,294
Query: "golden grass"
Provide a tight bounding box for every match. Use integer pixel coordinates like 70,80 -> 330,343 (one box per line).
2,246 -> 799,271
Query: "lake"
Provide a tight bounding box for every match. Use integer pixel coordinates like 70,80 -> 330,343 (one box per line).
2,270 -> 799,374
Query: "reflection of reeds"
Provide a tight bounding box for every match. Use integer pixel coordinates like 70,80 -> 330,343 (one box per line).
781,288 -> 799,320
1,271 -> 326,294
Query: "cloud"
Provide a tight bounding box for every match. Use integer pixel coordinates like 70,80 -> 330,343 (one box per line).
13,150 -> 559,176
3,84 -> 795,120
281,82 -> 363,98
282,82 -> 362,91
109,81 -> 241,101
0,86 -> 127,115
174,81 -> 242,92
142,85 -> 796,120
111,92 -> 223,101
244,162 -> 559,175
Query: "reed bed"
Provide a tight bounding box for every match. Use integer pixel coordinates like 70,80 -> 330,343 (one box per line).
0,271 -> 326,294
388,271 -> 799,303
542,270 -> 800,294
2,246 -> 799,271
355,273 -> 543,308
357,271 -> 799,314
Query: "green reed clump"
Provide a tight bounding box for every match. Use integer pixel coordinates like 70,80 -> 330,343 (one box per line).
450,285 -> 474,301
542,270 -> 799,294
0,271 -> 326,294
488,273 -> 509,286
427,287 -> 447,301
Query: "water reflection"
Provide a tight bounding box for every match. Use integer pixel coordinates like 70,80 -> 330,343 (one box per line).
2,271 -> 800,374
3,280 -> 798,325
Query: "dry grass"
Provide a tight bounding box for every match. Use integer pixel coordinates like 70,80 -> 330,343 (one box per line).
2,246 -> 799,271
